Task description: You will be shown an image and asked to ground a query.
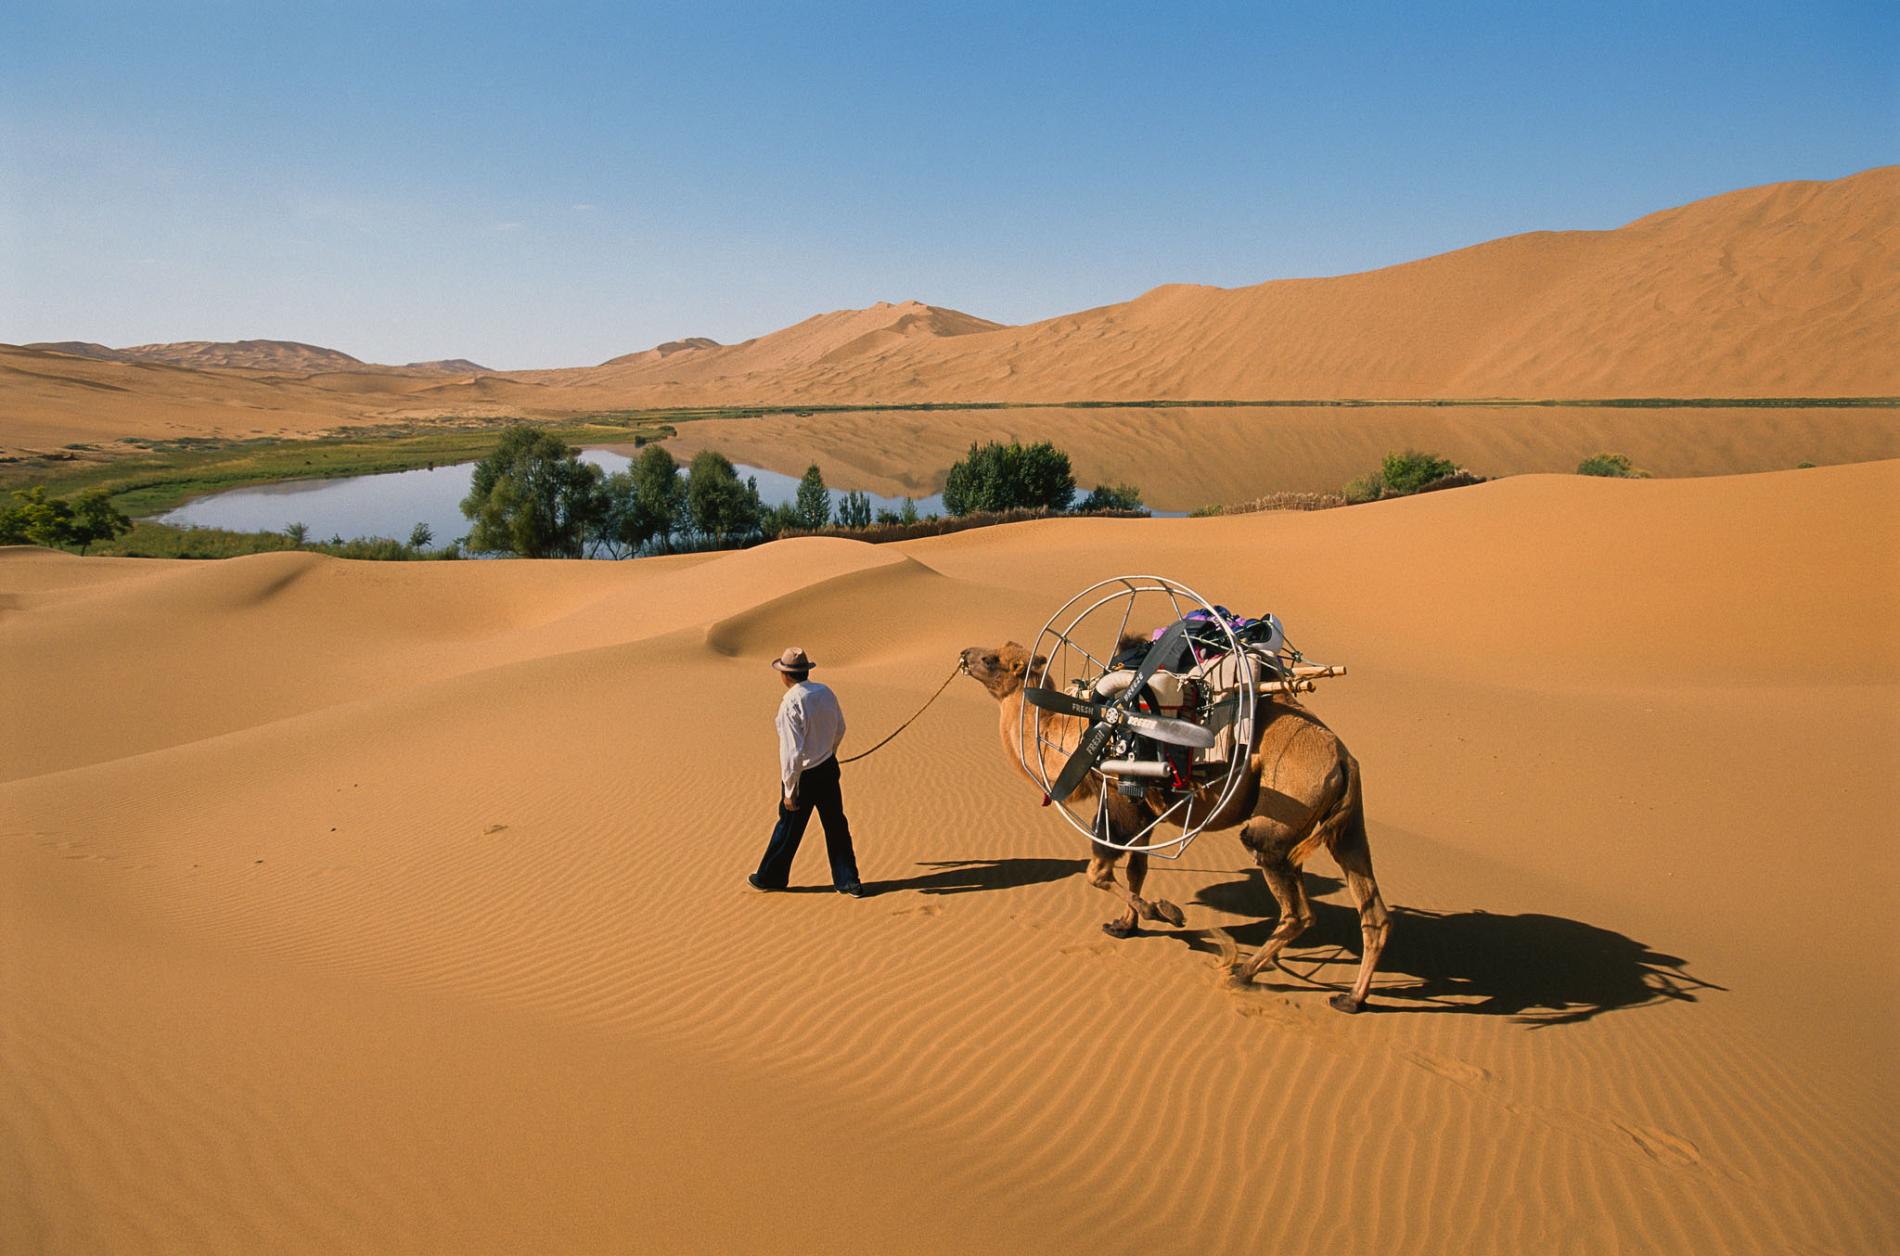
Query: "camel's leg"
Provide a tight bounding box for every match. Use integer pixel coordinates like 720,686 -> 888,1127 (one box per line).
1328,822 -> 1390,1014
1124,849 -> 1186,928
1087,850 -> 1144,937
1233,843 -> 1315,984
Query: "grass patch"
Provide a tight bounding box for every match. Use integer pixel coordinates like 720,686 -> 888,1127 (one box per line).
88,521 -> 465,560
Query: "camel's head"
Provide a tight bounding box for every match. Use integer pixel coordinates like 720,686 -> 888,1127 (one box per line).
959,641 -> 1044,700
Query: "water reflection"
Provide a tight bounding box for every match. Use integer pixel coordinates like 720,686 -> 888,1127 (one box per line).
156,451 -> 948,548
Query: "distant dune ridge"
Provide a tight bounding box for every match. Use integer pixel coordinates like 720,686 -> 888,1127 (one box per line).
20,339 -> 492,376
2,167 -> 1895,455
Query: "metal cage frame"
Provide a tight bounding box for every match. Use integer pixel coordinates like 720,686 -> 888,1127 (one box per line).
1017,575 -> 1257,859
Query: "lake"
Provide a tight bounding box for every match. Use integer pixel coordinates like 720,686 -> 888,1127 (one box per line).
154,451 -> 949,548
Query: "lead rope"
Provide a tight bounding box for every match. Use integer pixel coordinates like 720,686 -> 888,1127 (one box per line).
837,662 -> 965,764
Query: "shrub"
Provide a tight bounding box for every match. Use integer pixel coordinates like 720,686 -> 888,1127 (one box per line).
1576,452 -> 1648,478
408,522 -> 434,549
1076,482 -> 1146,513
942,441 -> 1075,515
1380,449 -> 1459,496
1342,473 -> 1385,505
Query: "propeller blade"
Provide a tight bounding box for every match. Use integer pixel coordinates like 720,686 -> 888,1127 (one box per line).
1119,621 -> 1189,706
1022,686 -> 1105,721
1122,712 -> 1217,749
1049,720 -> 1116,800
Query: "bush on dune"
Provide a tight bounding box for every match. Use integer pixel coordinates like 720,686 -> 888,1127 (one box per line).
1576,452 -> 1650,478
1339,449 -> 1484,504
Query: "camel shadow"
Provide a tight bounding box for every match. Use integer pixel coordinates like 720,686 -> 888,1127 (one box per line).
1176,869 -> 1724,1026
879,857 -> 1087,896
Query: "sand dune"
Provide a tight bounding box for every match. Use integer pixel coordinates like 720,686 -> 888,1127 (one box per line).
22,339 -> 493,377
4,461 -> 1895,1252
513,165 -> 1900,405
4,168 -> 1895,458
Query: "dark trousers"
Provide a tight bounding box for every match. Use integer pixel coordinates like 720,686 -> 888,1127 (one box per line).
755,756 -> 860,890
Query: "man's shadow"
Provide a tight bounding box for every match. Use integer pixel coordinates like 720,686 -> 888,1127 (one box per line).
1178,869 -> 1724,1026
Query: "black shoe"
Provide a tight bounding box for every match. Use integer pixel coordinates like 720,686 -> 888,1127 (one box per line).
839,883 -> 871,899
748,874 -> 782,893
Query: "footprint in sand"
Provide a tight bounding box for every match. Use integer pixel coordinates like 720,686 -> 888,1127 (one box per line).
1615,1122 -> 1701,1168
1402,1050 -> 1493,1088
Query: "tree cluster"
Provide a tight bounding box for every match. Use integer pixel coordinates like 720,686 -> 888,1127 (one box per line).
0,487 -> 133,554
941,441 -> 1077,515
458,427 -> 782,558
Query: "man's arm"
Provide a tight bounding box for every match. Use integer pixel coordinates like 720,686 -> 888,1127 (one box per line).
778,698 -> 806,804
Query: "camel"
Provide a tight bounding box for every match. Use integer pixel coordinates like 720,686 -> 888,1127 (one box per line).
959,641 -> 1391,1012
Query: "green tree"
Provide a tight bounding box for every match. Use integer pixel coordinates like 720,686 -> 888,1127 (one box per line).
408,521 -> 434,550
66,489 -> 131,554
794,464 -> 831,529
1379,449 -> 1458,496
587,469 -> 640,558
899,496 -> 919,524
686,450 -> 756,547
836,490 -> 872,529
284,521 -> 310,546
1576,452 -> 1647,478
459,426 -> 605,557
0,487 -> 75,548
1076,483 -> 1144,513
942,441 -> 1076,515
629,445 -> 684,553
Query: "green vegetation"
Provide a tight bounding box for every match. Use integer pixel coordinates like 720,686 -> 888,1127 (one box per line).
942,440 -> 1076,515
836,490 -> 873,529
1341,448 -> 1472,504
0,416 -> 676,522
461,427 -> 606,558
684,450 -> 758,547
1576,452 -> 1649,478
629,445 -> 686,553
794,464 -> 831,529
1076,482 -> 1144,512
1,486 -> 133,553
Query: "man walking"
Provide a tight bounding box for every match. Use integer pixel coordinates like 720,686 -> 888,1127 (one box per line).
749,646 -> 868,897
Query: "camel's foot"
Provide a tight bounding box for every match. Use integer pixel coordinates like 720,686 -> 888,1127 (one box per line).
1102,919 -> 1142,939
1227,962 -> 1256,988
1329,992 -> 1365,1014
1141,898 -> 1185,928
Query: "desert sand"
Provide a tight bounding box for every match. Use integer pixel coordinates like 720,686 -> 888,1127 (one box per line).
4,167 -> 1896,458
5,460 -> 1896,1252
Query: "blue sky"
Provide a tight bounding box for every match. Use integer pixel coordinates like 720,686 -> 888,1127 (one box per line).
2,1 -> 1893,368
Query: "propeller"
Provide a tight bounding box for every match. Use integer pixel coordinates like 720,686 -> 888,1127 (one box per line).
1030,621 -> 1210,798
1022,687 -> 1216,748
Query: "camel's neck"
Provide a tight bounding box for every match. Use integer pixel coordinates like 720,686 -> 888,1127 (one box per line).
998,687 -> 1086,794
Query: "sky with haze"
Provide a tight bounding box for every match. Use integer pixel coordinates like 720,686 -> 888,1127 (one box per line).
2,1 -> 1894,369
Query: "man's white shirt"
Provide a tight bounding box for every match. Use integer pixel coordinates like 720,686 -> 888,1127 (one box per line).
777,680 -> 846,797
